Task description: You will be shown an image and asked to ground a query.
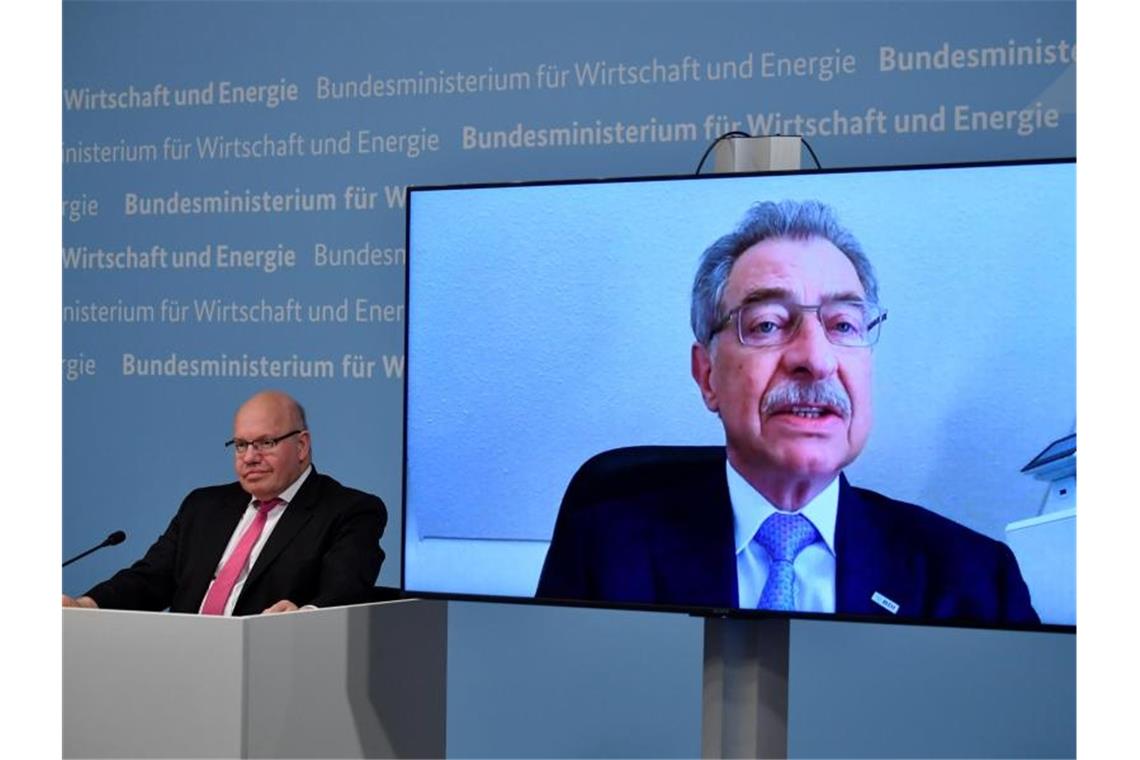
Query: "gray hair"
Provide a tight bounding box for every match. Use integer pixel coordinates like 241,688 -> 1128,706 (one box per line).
292,399 -> 309,430
690,200 -> 879,347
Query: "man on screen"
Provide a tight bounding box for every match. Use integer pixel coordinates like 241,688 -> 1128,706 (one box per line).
537,200 -> 1039,624
63,390 -> 386,615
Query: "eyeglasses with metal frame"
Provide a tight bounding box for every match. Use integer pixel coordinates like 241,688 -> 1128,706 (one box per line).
712,299 -> 887,348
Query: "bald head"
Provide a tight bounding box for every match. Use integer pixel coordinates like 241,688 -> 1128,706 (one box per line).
232,390 -> 312,501
236,390 -> 307,430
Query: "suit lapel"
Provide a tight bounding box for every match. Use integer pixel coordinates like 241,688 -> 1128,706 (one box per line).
242,470 -> 319,590
835,476 -> 924,618
184,488 -> 248,609
651,461 -> 737,608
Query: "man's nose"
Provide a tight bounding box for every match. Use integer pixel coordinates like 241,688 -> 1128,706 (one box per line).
239,446 -> 263,463
780,314 -> 838,379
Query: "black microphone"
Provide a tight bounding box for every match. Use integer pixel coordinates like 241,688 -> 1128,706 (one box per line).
63,530 -> 127,568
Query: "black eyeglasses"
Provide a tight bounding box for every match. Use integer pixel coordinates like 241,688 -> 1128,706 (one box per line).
224,430 -> 304,455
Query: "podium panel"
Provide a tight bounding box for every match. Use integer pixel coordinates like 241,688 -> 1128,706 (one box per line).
63,600 -> 447,759
63,609 -> 246,758
244,599 -> 447,758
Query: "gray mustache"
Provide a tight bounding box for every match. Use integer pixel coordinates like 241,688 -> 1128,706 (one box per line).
761,381 -> 852,418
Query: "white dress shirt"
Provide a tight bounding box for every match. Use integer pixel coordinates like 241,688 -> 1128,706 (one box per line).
199,465 -> 313,616
729,461 -> 838,611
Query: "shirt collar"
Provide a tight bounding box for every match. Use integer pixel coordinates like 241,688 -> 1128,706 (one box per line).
727,459 -> 839,557
246,464 -> 313,510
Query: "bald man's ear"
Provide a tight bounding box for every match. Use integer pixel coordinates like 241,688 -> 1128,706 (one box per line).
296,430 -> 312,462
691,342 -> 720,413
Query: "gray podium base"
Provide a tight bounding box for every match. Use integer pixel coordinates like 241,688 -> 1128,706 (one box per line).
63,599 -> 446,759
700,616 -> 1075,759
702,618 -> 791,759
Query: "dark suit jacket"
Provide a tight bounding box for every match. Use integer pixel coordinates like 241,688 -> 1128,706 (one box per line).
536,449 -> 1039,625
85,469 -> 386,615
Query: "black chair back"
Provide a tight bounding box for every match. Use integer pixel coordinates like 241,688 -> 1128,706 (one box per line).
559,445 -> 725,513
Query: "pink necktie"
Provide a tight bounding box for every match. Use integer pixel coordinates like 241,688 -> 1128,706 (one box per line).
200,498 -> 282,615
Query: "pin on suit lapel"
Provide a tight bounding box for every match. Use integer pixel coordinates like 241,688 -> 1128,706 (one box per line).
834,476 -> 923,618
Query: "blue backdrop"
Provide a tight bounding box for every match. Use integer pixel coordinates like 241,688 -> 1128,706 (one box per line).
62,0 -> 1076,599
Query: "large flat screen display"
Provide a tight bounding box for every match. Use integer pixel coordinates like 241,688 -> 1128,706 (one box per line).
404,159 -> 1075,629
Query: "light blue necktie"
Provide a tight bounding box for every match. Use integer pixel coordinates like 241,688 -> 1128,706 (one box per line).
755,512 -> 819,610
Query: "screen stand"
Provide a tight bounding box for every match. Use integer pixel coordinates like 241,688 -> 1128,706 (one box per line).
701,617 -> 790,759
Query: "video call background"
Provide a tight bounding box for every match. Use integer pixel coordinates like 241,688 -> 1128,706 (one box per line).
63,2 -> 1075,604
405,163 -> 1075,624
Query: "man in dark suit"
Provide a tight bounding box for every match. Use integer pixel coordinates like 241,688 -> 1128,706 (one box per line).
63,390 -> 386,615
537,200 -> 1038,625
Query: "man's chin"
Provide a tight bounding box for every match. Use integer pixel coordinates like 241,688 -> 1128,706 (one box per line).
240,475 -> 269,495
764,444 -> 851,480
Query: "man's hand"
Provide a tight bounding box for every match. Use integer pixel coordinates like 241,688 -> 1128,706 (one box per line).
62,595 -> 98,609
262,599 -> 299,614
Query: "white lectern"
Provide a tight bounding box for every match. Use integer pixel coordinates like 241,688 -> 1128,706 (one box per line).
63,599 -> 447,758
